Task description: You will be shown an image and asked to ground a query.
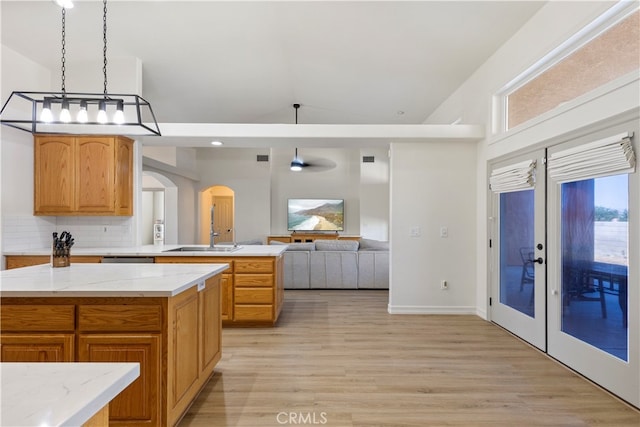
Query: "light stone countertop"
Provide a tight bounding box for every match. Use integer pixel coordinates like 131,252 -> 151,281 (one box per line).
2,244 -> 287,257
0,263 -> 229,297
1,362 -> 139,427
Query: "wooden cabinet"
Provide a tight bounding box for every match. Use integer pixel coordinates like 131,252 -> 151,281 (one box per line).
200,276 -> 222,374
5,255 -> 103,269
156,256 -> 283,326
34,135 -> 133,216
168,288 -> 199,419
78,334 -> 161,426
220,273 -> 233,321
167,276 -> 221,424
1,278 -> 222,427
0,303 -> 76,362
0,334 -> 75,362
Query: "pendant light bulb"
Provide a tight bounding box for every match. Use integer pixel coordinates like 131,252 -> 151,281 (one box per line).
77,100 -> 88,123
41,98 -> 53,123
97,100 -> 108,124
59,99 -> 71,123
113,100 -> 125,124
54,0 -> 74,9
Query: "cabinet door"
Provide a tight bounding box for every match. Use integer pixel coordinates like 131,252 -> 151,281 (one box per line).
200,276 -> 221,375
114,137 -> 133,215
0,334 -> 74,362
34,136 -> 75,214
168,287 -> 199,416
78,334 -> 161,427
221,274 -> 233,321
75,137 -> 115,213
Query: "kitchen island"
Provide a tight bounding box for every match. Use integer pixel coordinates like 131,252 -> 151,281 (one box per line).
0,263 -> 228,427
1,362 -> 139,427
4,244 -> 287,326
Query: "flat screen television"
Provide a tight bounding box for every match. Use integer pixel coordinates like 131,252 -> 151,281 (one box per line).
287,199 -> 344,232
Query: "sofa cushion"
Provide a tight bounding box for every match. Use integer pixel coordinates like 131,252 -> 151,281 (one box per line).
358,238 -> 389,251
286,242 -> 316,251
314,239 -> 359,252
309,251 -> 358,289
357,251 -> 389,289
283,251 -> 310,289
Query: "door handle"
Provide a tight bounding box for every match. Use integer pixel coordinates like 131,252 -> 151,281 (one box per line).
533,257 -> 544,264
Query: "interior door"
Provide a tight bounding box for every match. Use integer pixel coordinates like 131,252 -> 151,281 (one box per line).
546,135 -> 638,406
213,196 -> 234,244
489,149 -> 547,351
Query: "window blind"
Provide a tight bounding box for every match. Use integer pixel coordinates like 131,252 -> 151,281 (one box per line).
547,132 -> 635,183
489,159 -> 536,193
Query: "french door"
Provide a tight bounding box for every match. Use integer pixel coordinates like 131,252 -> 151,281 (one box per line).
490,149 -> 547,351
490,131 -> 639,407
546,134 -> 638,406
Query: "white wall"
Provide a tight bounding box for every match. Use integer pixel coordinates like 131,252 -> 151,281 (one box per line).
1,46 -> 57,259
195,148 -> 272,243
142,164 -> 196,244
270,147 -> 363,236
424,1 -> 636,318
359,148 -> 390,241
389,141 -> 477,314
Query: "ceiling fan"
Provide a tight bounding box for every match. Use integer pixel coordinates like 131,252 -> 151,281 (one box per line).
290,104 -> 336,173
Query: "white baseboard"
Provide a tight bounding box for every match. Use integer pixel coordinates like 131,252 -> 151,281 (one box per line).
387,305 -> 477,315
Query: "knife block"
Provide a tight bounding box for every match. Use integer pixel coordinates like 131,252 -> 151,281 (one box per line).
51,247 -> 71,268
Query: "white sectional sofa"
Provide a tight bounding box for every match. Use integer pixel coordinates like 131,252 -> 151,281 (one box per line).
276,239 -> 389,289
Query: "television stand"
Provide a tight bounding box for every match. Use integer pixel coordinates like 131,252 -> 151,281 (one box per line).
267,233 -> 360,244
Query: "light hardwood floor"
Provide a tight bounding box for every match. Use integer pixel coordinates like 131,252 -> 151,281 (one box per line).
179,290 -> 640,427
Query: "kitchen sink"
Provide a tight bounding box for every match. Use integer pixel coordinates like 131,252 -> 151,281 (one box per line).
163,246 -> 242,253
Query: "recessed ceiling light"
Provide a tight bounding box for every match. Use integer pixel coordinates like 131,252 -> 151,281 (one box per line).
211,141 -> 223,146
397,110 -> 405,115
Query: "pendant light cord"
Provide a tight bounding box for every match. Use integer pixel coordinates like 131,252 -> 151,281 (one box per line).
60,8 -> 66,95
102,0 -> 108,97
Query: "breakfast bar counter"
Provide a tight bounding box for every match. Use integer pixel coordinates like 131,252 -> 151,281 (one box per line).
0,263 -> 228,427
4,245 -> 287,327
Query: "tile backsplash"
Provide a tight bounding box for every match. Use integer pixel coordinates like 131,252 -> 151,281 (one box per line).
2,215 -> 135,251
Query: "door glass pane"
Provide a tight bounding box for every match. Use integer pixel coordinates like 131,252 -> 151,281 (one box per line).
500,190 -> 535,317
561,175 -> 628,361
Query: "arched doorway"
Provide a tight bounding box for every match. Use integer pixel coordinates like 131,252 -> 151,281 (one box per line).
200,185 -> 235,245
142,171 -> 178,245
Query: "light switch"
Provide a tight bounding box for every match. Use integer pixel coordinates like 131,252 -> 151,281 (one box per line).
410,226 -> 421,237
440,226 -> 448,238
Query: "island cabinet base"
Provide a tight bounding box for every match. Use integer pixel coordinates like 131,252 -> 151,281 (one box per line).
0,275 -> 222,427
156,255 -> 284,327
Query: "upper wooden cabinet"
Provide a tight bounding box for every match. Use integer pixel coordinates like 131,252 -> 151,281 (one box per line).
34,135 -> 134,216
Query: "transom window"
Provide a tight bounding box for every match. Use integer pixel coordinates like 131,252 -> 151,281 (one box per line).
502,7 -> 639,131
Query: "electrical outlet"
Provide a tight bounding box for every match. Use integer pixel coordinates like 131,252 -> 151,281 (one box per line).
410,226 -> 421,237
440,280 -> 448,290
440,226 -> 448,238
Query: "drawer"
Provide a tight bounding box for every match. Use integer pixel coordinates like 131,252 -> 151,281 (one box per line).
1,305 -> 75,331
235,288 -> 273,304
235,274 -> 273,287
79,305 -> 162,332
235,259 -> 273,274
233,305 -> 273,322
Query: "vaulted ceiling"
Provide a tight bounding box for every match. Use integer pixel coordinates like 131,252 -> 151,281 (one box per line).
1,1 -> 545,147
